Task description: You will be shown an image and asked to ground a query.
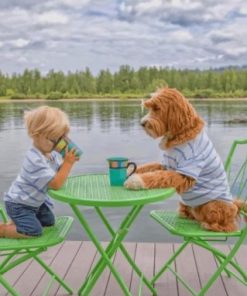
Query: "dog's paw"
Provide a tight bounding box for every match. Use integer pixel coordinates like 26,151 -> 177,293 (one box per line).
201,222 -> 211,231
124,174 -> 145,190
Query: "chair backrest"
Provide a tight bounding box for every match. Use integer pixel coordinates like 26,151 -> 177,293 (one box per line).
224,139 -> 247,205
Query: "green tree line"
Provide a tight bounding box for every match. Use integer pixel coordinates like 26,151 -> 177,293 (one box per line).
1,65 -> 247,99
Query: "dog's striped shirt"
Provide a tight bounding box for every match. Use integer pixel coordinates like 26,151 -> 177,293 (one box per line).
162,130 -> 233,207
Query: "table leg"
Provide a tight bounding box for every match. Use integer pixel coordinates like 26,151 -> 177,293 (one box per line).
70,204 -> 143,296
95,206 -> 157,295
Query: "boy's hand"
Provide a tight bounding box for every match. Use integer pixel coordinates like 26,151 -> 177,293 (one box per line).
49,147 -> 80,190
64,147 -> 80,165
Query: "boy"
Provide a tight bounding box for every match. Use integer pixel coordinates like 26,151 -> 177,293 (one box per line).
0,106 -> 79,238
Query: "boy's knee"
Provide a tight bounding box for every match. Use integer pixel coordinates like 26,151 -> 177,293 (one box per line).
39,211 -> 55,227
17,223 -> 43,236
37,204 -> 55,227
41,218 -> 55,227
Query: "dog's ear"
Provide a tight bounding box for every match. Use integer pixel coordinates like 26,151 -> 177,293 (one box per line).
166,95 -> 203,138
166,103 -> 183,133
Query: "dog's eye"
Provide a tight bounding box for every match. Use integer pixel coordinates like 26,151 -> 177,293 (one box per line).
153,105 -> 160,111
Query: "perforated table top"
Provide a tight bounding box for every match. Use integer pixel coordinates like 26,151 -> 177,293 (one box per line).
49,174 -> 176,207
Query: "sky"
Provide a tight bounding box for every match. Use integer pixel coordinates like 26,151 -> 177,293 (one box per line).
0,0 -> 247,75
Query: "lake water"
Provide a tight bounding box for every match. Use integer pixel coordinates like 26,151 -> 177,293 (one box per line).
0,99 -> 247,242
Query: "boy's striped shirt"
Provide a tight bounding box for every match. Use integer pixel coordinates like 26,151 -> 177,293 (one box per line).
4,146 -> 62,208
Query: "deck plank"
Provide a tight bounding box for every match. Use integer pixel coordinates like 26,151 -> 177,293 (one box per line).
154,243 -> 178,296
130,242 -> 155,296
234,244 -> 247,294
217,244 -> 247,296
0,254 -> 33,295
104,242 -> 136,296
56,241 -> 97,296
174,243 -> 201,296
0,242 -> 247,296
89,242 -> 114,296
30,241 -> 80,296
192,244 -> 227,296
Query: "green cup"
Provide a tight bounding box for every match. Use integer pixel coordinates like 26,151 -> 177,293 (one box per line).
107,157 -> 137,186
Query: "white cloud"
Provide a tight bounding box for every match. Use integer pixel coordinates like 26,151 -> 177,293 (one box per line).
59,0 -> 90,7
36,10 -> 69,25
169,30 -> 193,42
224,47 -> 247,57
0,7 -> 30,32
194,54 -> 224,64
239,6 -> 247,15
17,56 -> 28,63
10,38 -> 30,48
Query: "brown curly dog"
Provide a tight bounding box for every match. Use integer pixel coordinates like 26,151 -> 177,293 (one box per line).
124,87 -> 245,232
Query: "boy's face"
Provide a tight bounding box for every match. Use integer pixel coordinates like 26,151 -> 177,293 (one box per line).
33,134 -> 63,154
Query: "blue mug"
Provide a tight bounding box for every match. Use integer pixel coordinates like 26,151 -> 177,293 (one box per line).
107,157 -> 137,186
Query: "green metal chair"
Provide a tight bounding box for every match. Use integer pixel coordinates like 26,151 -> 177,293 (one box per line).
150,139 -> 247,295
0,207 -> 74,296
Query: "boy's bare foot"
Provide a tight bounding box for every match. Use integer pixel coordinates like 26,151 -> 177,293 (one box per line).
0,223 -> 29,238
0,223 -> 6,237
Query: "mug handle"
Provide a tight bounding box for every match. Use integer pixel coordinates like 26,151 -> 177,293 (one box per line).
127,162 -> 137,177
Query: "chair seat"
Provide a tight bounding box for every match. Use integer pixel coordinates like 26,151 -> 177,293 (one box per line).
150,210 -> 241,238
0,216 -> 73,251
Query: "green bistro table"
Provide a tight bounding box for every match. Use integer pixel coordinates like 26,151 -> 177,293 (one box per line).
48,174 -> 175,296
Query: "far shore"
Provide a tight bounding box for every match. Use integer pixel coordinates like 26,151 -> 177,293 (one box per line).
1,97 -> 247,103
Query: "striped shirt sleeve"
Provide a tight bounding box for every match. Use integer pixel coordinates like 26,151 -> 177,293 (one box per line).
174,146 -> 204,181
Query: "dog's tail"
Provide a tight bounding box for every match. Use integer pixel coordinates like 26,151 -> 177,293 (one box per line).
233,199 -> 247,222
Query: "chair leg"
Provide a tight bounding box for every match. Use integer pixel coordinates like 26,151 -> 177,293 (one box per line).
199,240 -> 232,278
197,236 -> 247,296
0,250 -> 72,296
152,235 -> 247,296
214,254 -> 232,277
194,239 -> 247,284
151,240 -> 190,284
0,275 -> 20,296
33,255 -> 73,295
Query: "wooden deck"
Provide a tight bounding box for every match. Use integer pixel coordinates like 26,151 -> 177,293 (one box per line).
1,241 -> 247,296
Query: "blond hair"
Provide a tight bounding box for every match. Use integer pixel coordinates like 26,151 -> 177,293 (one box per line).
24,106 -> 70,139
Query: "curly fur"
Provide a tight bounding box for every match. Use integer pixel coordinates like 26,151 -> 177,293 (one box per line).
124,87 -> 245,232
142,87 -> 204,149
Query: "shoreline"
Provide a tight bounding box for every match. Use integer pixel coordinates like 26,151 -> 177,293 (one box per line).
1,97 -> 247,103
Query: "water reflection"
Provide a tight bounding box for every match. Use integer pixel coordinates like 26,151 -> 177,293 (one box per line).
1,100 -> 247,132
193,100 -> 247,126
0,100 -> 144,132
1,99 -> 247,181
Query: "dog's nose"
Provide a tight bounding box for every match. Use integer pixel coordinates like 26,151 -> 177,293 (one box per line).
140,120 -> 146,127
140,115 -> 148,127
